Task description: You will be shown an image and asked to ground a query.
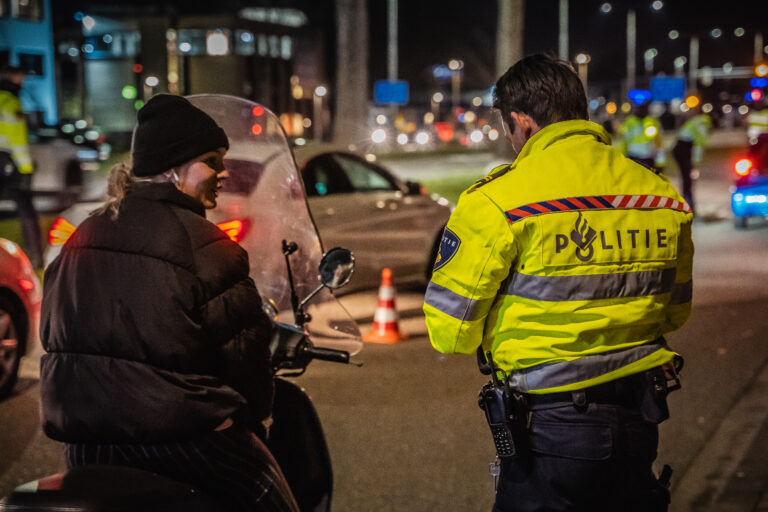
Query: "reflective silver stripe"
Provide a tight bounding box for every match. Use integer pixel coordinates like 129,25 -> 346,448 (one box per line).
669,280 -> 692,305
424,282 -> 494,321
506,268 -> 676,302
508,339 -> 667,392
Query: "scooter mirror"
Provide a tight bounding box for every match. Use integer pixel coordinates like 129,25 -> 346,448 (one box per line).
318,247 -> 355,289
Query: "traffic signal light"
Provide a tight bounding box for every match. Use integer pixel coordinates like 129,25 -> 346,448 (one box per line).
755,63 -> 768,77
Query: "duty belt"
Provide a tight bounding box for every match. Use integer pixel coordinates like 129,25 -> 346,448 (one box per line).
522,368 -> 659,410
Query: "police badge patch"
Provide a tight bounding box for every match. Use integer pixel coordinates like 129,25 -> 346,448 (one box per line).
433,228 -> 461,271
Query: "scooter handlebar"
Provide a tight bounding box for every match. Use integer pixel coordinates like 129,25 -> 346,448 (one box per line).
301,345 -> 351,364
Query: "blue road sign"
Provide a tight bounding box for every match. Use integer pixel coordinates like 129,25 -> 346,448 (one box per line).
374,80 -> 409,105
650,77 -> 686,102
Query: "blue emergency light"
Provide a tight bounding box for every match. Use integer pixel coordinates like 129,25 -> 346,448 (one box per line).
628,89 -> 652,105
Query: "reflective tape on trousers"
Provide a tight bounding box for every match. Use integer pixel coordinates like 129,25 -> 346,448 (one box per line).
506,268 -> 679,302
424,281 -> 494,321
508,339 -> 667,392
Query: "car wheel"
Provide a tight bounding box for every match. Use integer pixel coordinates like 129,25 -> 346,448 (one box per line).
0,296 -> 22,399
734,216 -> 748,229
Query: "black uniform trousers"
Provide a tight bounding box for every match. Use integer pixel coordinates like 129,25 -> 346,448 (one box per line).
672,140 -> 695,213
492,371 -> 670,512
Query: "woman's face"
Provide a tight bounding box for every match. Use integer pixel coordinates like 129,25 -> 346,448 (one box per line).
176,147 -> 228,209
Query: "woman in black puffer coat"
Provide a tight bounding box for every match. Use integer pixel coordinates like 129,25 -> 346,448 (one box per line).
40,94 -> 299,511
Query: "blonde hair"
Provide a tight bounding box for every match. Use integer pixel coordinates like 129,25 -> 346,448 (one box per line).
91,162 -> 175,219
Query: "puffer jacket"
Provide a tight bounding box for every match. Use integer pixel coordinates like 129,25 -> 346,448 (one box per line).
40,182 -> 273,443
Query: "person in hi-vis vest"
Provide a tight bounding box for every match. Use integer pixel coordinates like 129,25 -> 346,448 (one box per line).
0,65 -> 42,267
424,54 -> 692,512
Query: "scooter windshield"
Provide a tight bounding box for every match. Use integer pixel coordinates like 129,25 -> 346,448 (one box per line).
187,95 -> 362,355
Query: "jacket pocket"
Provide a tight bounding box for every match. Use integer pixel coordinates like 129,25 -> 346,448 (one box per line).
529,421 -> 612,461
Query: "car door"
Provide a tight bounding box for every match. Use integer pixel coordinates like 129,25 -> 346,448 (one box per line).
303,152 -> 438,289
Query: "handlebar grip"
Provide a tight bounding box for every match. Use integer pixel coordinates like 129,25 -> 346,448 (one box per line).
302,346 -> 350,364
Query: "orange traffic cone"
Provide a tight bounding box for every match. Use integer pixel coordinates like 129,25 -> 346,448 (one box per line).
363,268 -> 408,344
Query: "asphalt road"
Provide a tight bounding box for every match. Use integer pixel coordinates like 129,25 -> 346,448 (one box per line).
1,142 -> 767,511
296,215 -> 768,512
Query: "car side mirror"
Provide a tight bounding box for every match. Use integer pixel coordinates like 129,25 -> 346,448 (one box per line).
405,180 -> 423,196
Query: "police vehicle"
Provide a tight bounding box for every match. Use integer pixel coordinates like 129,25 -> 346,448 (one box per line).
732,135 -> 768,229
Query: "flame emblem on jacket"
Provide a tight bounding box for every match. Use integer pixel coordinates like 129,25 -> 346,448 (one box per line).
570,212 -> 597,262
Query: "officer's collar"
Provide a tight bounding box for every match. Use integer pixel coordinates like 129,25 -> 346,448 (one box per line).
512,119 -> 612,167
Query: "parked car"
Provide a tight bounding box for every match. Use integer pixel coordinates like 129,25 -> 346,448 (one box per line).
0,124 -> 108,216
0,238 -> 42,399
45,150 -> 452,292
296,150 -> 452,290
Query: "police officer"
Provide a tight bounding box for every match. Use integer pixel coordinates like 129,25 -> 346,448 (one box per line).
0,65 -> 42,268
747,100 -> 768,145
617,101 -> 665,170
423,54 -> 693,512
672,111 -> 712,214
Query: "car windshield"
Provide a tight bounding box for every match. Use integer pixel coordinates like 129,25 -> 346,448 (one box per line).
187,95 -> 361,354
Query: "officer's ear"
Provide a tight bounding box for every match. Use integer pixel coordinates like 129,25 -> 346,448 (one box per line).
509,112 -> 541,141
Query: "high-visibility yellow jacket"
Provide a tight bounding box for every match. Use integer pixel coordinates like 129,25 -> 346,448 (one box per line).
677,114 -> 712,166
747,109 -> 768,143
617,114 -> 663,163
424,120 -> 693,394
0,88 -> 33,174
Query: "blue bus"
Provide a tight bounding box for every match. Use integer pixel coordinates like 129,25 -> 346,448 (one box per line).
0,0 -> 58,126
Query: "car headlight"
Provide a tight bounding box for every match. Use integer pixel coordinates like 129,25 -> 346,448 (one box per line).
77,149 -> 99,160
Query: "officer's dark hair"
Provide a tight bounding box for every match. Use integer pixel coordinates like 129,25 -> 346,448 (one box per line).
0,65 -> 25,80
493,54 -> 588,132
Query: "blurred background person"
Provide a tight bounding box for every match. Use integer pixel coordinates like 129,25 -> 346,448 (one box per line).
747,99 -> 768,145
616,101 -> 665,172
0,65 -> 42,268
672,110 -> 713,213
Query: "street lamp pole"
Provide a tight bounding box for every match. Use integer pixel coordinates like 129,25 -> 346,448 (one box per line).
387,0 -> 397,81
449,59 -> 463,116
559,0 -> 568,60
626,8 -> 636,91
689,36 -> 699,92
575,53 -> 591,91
313,85 -> 327,141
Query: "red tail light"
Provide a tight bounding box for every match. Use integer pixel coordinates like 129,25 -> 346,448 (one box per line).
49,217 -> 77,246
49,217 -> 250,246
217,219 -> 251,243
18,279 -> 35,291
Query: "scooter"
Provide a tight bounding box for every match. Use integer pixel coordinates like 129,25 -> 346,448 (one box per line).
0,95 -> 364,511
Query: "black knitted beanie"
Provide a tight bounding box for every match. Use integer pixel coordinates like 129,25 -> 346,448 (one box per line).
131,94 -> 229,177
